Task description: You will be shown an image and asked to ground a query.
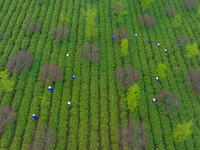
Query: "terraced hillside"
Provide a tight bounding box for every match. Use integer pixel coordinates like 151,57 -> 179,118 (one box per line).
0,0 -> 200,149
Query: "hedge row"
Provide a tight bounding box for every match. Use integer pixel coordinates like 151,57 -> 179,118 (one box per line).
77,0 -> 90,149
87,1 -> 100,150
98,0 -> 110,149
105,0 -> 120,149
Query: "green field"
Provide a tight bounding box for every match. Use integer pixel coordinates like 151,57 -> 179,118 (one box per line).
0,0 -> 200,149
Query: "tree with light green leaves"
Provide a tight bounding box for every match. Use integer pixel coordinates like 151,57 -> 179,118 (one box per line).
186,43 -> 199,62
60,12 -> 70,24
85,7 -> 98,43
111,0 -> 128,22
0,70 -> 14,93
173,14 -> 181,28
140,0 -> 154,13
195,7 -> 200,18
156,64 -> 167,81
123,83 -> 141,112
120,39 -> 129,57
38,94 -> 50,107
172,120 -> 194,142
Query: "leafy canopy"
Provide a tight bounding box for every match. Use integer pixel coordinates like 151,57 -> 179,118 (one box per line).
195,7 -> 200,18
79,44 -> 101,63
38,94 -> 50,108
123,83 -> 141,111
120,39 -> 129,57
140,0 -> 154,13
186,43 -> 199,59
0,70 -> 14,92
173,14 -> 181,28
111,0 -> 128,21
85,8 -> 98,43
156,64 -> 167,81
172,120 -> 194,142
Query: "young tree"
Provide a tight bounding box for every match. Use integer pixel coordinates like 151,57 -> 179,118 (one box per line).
156,64 -> 167,81
5,50 -> 34,74
175,34 -> 190,47
111,0 -> 128,22
195,7 -> 200,18
124,83 -> 141,112
140,0 -> 154,13
115,65 -> 140,90
172,120 -> 194,142
164,3 -> 177,17
38,94 -> 50,108
28,125 -> 59,150
85,8 -> 98,43
0,70 -> 15,93
119,121 -> 149,149
39,62 -> 63,86
120,39 -> 129,57
113,27 -> 130,45
0,105 -> 16,133
59,12 -> 70,24
173,14 -> 181,29
51,26 -> 70,42
186,43 -> 199,62
35,0 -> 44,5
24,18 -> 41,35
187,70 -> 200,97
181,0 -> 198,10
155,88 -> 181,117
79,44 -> 101,63
0,33 -> 5,42
139,14 -> 156,28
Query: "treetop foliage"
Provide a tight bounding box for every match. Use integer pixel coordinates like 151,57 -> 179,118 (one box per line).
28,125 -> 59,150
123,83 -> 141,112
140,0 -> 154,13
5,50 -> 34,74
119,121 -> 149,149
186,42 -> 199,59
139,14 -> 156,28
113,27 -> 130,45
85,8 -> 98,43
187,69 -> 200,97
120,39 -> 129,57
175,34 -> 190,47
155,88 -> 181,117
51,26 -> 70,42
181,0 -> 198,10
172,119 -> 194,142
35,0 -> 44,5
0,105 -> 16,133
24,18 -> 41,35
39,62 -> 63,85
111,0 -> 128,21
115,65 -> 140,90
0,33 -> 5,42
164,3 -> 177,17
79,44 -> 101,63
0,70 -> 15,93
156,64 -> 167,81
173,14 -> 181,28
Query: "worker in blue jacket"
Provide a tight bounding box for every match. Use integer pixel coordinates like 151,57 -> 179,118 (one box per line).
72,75 -> 75,81
112,35 -> 115,41
48,86 -> 53,93
32,114 -> 37,120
